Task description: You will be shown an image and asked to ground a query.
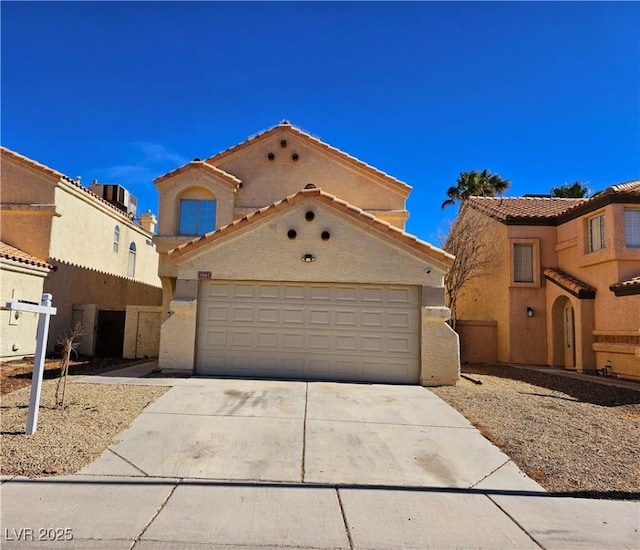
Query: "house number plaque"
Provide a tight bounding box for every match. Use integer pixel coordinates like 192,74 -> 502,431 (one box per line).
198,271 -> 212,279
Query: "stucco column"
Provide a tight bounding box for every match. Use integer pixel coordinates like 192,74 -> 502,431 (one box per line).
158,278 -> 198,373
420,306 -> 460,386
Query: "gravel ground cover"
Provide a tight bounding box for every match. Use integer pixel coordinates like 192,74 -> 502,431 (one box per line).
2,362 -> 638,501
1,376 -> 168,477
431,365 -> 640,500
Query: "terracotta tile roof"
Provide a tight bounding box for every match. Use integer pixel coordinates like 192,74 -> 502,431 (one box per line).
0,241 -> 52,270
1,146 -> 75,184
596,179 -> 640,196
467,196 -> 586,222
168,187 -> 453,267
610,276 -> 640,296
466,178 -> 639,225
154,160 -> 242,188
1,147 -> 143,221
543,268 -> 596,299
200,121 -> 411,195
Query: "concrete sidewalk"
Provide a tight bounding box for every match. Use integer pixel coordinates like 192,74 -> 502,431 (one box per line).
2,369 -> 638,549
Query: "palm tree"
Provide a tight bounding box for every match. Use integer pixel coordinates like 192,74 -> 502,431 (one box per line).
441,169 -> 510,209
551,181 -> 590,198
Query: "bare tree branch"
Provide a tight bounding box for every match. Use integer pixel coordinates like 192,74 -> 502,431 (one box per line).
55,322 -> 84,408
443,208 -> 500,329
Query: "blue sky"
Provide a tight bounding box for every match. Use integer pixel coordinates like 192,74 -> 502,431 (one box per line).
2,1 -> 638,244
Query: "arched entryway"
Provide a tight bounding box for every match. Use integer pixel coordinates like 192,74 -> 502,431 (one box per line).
551,295 -> 576,369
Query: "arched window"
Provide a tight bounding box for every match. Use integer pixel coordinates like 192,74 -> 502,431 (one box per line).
128,242 -> 136,278
178,188 -> 216,235
113,225 -> 120,252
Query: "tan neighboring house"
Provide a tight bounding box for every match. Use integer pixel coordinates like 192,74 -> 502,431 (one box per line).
0,147 -> 163,359
154,121 -> 459,385
454,181 -> 640,380
0,242 -> 53,358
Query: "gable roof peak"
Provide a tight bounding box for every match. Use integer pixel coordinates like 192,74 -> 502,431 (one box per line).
204,124 -> 411,194
168,187 -> 452,267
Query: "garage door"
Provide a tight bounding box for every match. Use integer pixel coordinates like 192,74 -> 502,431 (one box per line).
195,281 -> 420,383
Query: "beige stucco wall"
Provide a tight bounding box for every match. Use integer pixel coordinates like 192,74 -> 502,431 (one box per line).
44,262 -> 162,353
421,306 -> 460,385
50,183 -> 160,287
456,200 -> 639,379
0,260 -> 50,359
173,200 -> 446,287
555,203 -> 640,379
504,225 -> 557,365
158,198 -> 457,382
455,320 -> 498,364
155,169 -> 238,237
0,154 -> 57,205
0,208 -> 56,262
453,215 -> 512,363
216,129 -> 409,227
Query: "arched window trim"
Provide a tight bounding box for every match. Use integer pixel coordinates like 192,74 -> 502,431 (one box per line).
128,242 -> 137,278
178,188 -> 217,236
113,225 -> 120,253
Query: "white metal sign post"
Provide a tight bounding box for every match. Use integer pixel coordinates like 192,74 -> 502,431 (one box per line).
5,293 -> 57,435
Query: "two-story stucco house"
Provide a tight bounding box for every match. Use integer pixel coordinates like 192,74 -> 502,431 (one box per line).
154,122 -> 459,385
453,181 -> 640,380
0,147 -> 163,359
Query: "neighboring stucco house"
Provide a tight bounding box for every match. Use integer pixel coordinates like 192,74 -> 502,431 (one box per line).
0,147 -> 163,358
0,242 -> 53,358
154,121 -> 459,385
453,180 -> 640,380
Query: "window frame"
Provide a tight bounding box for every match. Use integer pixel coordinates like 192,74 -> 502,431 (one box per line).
113,225 -> 120,253
128,242 -> 136,278
587,213 -> 606,253
178,198 -> 217,236
509,239 -> 540,287
624,208 -> 640,248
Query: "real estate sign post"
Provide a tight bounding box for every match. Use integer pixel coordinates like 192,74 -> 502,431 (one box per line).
5,293 -> 57,435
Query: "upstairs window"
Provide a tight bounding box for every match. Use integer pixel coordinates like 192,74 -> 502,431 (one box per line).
113,225 -> 120,252
128,242 -> 136,278
179,199 -> 216,235
513,243 -> 534,283
624,209 -> 640,248
588,214 -> 606,252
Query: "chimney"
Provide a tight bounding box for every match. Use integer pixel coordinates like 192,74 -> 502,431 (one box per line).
139,210 -> 157,233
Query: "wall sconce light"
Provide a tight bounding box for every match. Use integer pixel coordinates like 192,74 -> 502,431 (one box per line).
301,254 -> 315,263
526,307 -> 534,318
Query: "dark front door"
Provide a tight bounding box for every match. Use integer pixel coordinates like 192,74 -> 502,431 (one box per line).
95,310 -> 126,357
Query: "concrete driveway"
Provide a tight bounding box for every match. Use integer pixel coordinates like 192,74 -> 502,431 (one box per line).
2,374 -> 639,549
81,378 -> 509,487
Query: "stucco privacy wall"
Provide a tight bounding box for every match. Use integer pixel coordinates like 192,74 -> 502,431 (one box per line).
123,305 -> 162,359
0,260 -> 50,358
160,195 -> 459,384
45,262 -> 161,352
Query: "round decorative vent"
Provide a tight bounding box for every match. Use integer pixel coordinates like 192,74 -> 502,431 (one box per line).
321,231 -> 331,241
305,211 -> 315,221
287,229 -> 297,239
267,152 -> 275,160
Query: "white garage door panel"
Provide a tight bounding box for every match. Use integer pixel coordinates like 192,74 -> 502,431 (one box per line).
196,281 -> 420,383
